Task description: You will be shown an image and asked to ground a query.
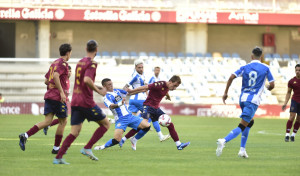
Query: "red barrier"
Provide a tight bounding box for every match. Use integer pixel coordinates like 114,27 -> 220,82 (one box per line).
0,102 -> 289,118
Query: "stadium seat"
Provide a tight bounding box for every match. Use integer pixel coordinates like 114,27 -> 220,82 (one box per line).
232,53 -> 241,59
195,52 -> 204,59
272,53 -> 282,61
120,51 -> 130,60
111,51 -> 120,59
130,51 -> 138,60
264,53 -> 272,61
205,53 -> 212,59
291,54 -> 299,61
101,51 -> 111,58
167,52 -> 176,59
139,52 -> 148,60
222,53 -> 231,58
282,54 -> 291,61
186,52 -> 194,59
177,52 -> 185,59
158,52 -> 167,59
148,52 -> 157,59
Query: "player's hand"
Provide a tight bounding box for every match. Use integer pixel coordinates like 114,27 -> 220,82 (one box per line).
60,92 -> 66,103
122,98 -> 126,104
222,94 -> 228,104
282,104 -> 287,111
165,94 -> 171,101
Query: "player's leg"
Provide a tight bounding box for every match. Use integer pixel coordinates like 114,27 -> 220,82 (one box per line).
52,117 -> 67,154
285,112 -> 296,142
119,129 -> 139,147
19,112 -> 54,151
95,129 -> 124,150
81,106 -> 109,161
291,114 -> 300,142
239,120 -> 254,158
43,119 -> 59,135
130,118 -> 151,150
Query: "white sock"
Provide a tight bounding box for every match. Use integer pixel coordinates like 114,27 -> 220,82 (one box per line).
122,137 -> 127,141
53,146 -> 60,150
240,147 -> 245,152
132,137 -> 137,143
157,131 -> 163,139
24,133 -> 29,138
286,133 -> 290,137
175,141 -> 181,146
292,132 -> 296,137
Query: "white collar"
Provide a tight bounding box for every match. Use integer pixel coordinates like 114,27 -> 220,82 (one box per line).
250,60 -> 261,63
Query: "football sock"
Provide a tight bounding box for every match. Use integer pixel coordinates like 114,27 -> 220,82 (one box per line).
157,131 -> 164,139
148,118 -> 152,123
167,123 -> 179,142
26,125 -> 39,137
153,121 -> 161,133
175,141 -> 181,146
240,147 -> 245,152
241,127 -> 250,148
54,134 -> 63,147
292,132 -> 296,137
51,119 -> 59,126
135,128 -> 149,140
104,139 -> 119,148
286,133 -> 290,136
125,129 -> 139,139
24,133 -> 29,138
53,146 -> 59,150
224,127 -> 242,142
121,136 -> 127,142
84,126 -> 108,149
292,121 -> 300,134
286,120 -> 293,133
56,134 -> 76,159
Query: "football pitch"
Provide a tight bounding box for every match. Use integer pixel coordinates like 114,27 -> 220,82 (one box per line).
0,115 -> 299,176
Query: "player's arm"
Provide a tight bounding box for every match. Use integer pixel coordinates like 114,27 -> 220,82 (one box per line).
282,87 -> 292,111
222,74 -> 237,104
44,78 -> 49,85
53,72 -> 66,103
84,76 -> 107,96
165,92 -> 171,101
109,98 -> 126,109
266,81 -> 275,91
126,85 -> 149,95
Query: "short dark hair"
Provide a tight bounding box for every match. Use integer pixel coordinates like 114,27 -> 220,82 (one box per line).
295,64 -> 300,69
59,43 -> 72,56
169,75 -> 181,84
101,78 -> 111,86
154,66 -> 160,69
87,40 -> 98,52
252,47 -> 263,58
68,65 -> 71,70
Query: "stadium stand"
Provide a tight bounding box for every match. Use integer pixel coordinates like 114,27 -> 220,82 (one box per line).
1,51 -> 295,105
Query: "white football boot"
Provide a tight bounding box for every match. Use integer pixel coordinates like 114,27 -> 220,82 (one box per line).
238,150 -> 249,158
216,138 -> 226,157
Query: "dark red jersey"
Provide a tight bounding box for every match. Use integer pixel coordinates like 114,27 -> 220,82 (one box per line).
71,57 -> 97,108
44,58 -> 69,102
288,77 -> 300,103
143,81 -> 169,109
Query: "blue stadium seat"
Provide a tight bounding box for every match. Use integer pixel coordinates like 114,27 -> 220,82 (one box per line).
167,52 -> 176,59
177,52 -> 185,59
205,53 -> 212,58
272,53 -> 282,61
186,52 -> 194,59
264,53 -> 272,61
195,53 -> 203,59
232,53 -> 240,59
111,51 -> 119,58
120,51 -> 130,60
148,52 -> 157,58
158,52 -> 166,59
130,51 -> 138,59
282,54 -> 291,61
139,52 -> 148,59
101,51 -> 110,58
222,53 -> 231,58
291,54 -> 299,60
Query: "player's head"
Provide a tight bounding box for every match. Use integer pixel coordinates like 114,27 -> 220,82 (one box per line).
168,75 -> 181,91
295,64 -> 300,77
102,78 -> 113,91
251,46 -> 263,60
59,43 -> 72,60
68,65 -> 72,78
86,40 -> 98,56
134,59 -> 144,75
154,66 -> 160,77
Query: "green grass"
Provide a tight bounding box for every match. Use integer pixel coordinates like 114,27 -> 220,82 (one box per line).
0,115 -> 299,176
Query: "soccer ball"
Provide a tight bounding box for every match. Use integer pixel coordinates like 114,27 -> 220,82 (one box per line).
158,114 -> 171,127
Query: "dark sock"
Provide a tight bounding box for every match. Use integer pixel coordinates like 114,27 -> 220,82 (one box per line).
286,120 -> 293,133
84,126 -> 108,149
56,134 -> 76,159
167,123 -> 179,142
51,119 -> 59,126
293,122 -> 300,133
54,135 -> 63,148
125,129 -> 139,139
26,125 -> 39,137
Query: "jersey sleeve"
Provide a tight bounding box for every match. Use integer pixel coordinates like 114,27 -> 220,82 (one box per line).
85,63 -> 97,79
128,74 -> 138,86
55,62 -> 68,75
148,76 -> 155,84
288,79 -> 293,89
148,81 -> 164,91
233,66 -> 244,77
45,69 -> 50,79
266,68 -> 275,82
103,94 -> 114,108
117,89 -> 128,98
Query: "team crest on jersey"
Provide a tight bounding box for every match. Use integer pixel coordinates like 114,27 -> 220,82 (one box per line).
294,81 -> 297,84
117,123 -> 121,127
158,82 -> 161,85
161,82 -> 164,85
91,64 -> 96,68
155,83 -> 157,86
162,88 -> 164,90
62,63 -> 66,66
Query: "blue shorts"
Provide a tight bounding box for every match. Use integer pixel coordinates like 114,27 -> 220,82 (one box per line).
128,99 -> 145,113
239,101 -> 258,123
290,99 -> 300,115
43,99 -> 67,118
71,105 -> 106,125
141,106 -> 165,122
115,114 -> 143,131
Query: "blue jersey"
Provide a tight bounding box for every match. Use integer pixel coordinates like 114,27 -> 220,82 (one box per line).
103,89 -> 130,121
233,60 -> 274,105
148,75 -> 160,84
127,71 -> 147,100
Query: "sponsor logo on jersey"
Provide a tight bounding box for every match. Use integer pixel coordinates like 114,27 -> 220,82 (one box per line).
117,123 -> 121,127
162,88 -> 164,90
294,81 -> 297,84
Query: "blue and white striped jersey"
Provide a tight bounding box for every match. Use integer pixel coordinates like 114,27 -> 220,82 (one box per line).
148,75 -> 160,84
103,89 -> 130,121
233,60 -> 274,105
127,71 -> 147,100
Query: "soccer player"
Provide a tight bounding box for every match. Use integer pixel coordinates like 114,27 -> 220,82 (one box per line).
19,43 -> 72,154
53,40 -> 109,164
94,78 -> 150,150
216,47 -> 275,158
44,65 -> 72,136
124,60 -> 169,142
282,64 -> 300,142
148,66 -> 161,84
121,75 -> 190,150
